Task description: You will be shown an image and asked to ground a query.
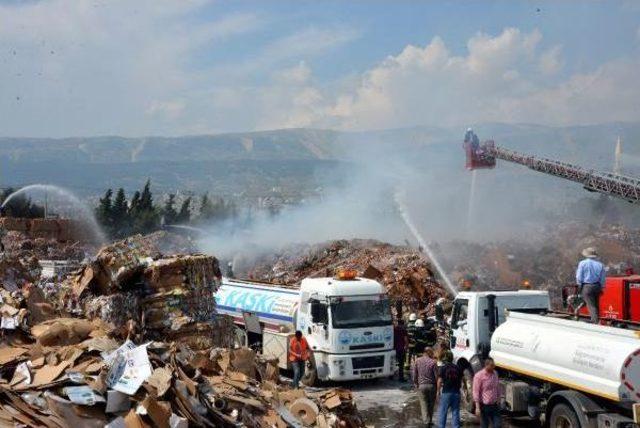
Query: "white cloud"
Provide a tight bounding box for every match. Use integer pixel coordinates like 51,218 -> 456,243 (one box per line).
304,28 -> 640,130
538,45 -> 563,75
0,0 -> 261,137
275,61 -> 312,84
146,99 -> 186,119
0,6 -> 637,138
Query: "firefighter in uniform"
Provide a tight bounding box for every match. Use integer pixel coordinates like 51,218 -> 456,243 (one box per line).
413,319 -> 429,355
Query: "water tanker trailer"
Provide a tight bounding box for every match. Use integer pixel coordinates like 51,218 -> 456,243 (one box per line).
450,290 -> 640,428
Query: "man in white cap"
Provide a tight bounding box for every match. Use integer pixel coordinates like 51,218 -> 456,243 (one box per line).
575,247 -> 606,323
464,128 -> 480,151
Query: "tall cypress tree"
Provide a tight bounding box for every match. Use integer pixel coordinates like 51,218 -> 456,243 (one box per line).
140,179 -> 153,211
199,193 -> 214,221
162,194 -> 178,225
96,189 -> 113,230
112,188 -> 128,237
131,180 -> 159,234
176,197 -> 191,223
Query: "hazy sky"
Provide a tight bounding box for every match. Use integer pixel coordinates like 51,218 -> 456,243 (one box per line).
1,0 -> 639,137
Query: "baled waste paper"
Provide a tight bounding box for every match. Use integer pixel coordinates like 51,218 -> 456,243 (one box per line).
0,232 -> 366,427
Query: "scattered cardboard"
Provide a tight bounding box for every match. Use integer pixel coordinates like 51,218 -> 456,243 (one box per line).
324,393 -> 342,410
0,346 -> 28,365
146,366 -> 172,397
31,361 -> 72,387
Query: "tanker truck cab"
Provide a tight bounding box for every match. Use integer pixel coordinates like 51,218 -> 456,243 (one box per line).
215,274 -> 395,384
450,290 -> 550,370
296,276 -> 395,382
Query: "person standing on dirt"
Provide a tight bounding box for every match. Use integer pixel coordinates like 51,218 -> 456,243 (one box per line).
412,347 -> 438,426
437,350 -> 462,428
394,318 -> 409,381
473,358 -> 501,428
289,330 -> 309,388
575,247 -> 606,323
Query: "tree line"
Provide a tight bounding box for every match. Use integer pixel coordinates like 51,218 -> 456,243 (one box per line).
95,180 -> 237,238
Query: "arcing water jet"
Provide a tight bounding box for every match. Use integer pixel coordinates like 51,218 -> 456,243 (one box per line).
1,184 -> 106,243
394,188 -> 457,296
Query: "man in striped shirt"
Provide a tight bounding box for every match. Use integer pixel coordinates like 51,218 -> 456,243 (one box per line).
412,347 -> 438,425
473,358 -> 501,428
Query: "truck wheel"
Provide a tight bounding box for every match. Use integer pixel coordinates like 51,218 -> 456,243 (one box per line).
549,404 -> 580,428
461,368 -> 476,414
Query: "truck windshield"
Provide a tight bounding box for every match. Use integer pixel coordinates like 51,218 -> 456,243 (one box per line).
331,299 -> 392,328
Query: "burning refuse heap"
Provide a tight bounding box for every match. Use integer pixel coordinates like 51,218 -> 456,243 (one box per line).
0,233 -> 366,427
441,222 -> 640,301
240,239 -> 447,312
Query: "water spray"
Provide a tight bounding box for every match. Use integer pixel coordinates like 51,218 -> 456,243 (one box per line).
1,184 -> 107,243
394,188 -> 458,296
466,169 -> 477,239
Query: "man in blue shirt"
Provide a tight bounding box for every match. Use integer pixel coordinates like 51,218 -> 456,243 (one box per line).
575,247 -> 606,323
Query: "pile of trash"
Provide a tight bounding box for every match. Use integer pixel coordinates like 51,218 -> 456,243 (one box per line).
0,217 -> 98,244
238,239 -> 446,313
0,297 -> 363,426
56,234 -> 228,348
0,233 -> 367,427
0,253 -> 41,292
439,222 -> 640,306
2,230 -> 91,261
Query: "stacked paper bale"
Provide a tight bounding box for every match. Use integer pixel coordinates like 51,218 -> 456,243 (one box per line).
141,254 -> 230,349
65,234 -> 233,349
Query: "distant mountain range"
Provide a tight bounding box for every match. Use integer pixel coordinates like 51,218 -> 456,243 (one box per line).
1,122 -> 638,198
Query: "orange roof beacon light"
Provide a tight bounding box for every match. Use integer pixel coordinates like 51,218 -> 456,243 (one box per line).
521,279 -> 531,289
335,269 -> 358,281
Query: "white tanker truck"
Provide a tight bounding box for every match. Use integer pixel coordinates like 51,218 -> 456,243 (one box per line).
450,290 -> 640,428
214,272 -> 396,385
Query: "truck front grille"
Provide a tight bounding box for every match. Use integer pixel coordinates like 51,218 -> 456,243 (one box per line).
349,343 -> 385,351
352,356 -> 385,370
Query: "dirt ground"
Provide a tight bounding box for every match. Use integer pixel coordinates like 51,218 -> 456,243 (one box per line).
329,378 -> 526,428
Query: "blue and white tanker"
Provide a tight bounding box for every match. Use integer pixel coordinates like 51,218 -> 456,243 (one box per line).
215,274 -> 396,383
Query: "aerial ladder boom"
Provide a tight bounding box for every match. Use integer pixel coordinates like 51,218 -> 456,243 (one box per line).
464,135 -> 640,203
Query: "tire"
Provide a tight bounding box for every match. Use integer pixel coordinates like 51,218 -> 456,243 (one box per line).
301,358 -> 318,387
549,403 -> 581,428
461,367 -> 476,414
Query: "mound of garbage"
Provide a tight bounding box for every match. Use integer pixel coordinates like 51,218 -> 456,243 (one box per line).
238,239 -> 447,313
0,233 -> 366,427
440,222 -> 640,305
